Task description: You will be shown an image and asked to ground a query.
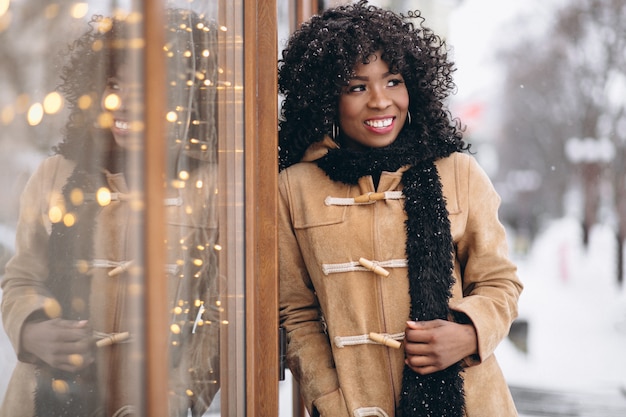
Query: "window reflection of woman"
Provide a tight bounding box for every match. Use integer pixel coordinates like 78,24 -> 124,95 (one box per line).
1,9 -> 220,417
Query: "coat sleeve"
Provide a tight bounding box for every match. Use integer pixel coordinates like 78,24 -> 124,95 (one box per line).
1,156 -> 70,363
278,169 -> 343,416
451,155 -> 523,363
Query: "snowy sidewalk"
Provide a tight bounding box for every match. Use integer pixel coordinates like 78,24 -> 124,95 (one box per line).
511,385 -> 626,417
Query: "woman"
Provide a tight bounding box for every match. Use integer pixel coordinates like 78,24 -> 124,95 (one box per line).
1,9 -> 220,417
278,1 -> 523,416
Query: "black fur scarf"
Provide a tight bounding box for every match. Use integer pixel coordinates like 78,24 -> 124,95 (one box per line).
34,163 -> 103,417
316,129 -> 466,417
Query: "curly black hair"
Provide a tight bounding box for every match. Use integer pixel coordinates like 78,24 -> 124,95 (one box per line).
52,14 -> 129,165
54,10 -> 218,173
278,0 -> 467,170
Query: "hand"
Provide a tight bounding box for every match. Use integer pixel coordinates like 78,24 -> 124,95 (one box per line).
404,319 -> 477,375
21,318 -> 95,372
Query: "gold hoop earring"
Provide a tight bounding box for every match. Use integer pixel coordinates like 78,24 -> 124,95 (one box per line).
331,122 -> 339,140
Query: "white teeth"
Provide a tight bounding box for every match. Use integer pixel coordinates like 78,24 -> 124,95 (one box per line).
365,118 -> 393,128
115,120 -> 129,130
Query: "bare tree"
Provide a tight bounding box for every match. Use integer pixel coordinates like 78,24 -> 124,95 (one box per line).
496,0 -> 626,283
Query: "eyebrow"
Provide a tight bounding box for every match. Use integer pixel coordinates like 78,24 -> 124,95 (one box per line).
349,72 -> 397,81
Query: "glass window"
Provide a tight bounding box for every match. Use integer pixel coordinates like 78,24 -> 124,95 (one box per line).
0,0 -> 246,416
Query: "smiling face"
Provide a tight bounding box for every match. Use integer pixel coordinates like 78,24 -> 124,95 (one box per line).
100,64 -> 138,149
338,52 -> 409,150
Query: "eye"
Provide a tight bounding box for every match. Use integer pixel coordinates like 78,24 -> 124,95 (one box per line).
346,84 -> 366,93
106,78 -> 121,91
387,78 -> 404,87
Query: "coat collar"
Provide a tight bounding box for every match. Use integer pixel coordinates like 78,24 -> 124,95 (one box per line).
300,136 -> 339,162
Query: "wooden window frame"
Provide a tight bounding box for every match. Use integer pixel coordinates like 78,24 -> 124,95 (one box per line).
143,1 -> 279,416
244,0 -> 279,415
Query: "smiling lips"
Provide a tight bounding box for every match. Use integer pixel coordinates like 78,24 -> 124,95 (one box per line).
364,117 -> 395,133
114,119 -> 130,131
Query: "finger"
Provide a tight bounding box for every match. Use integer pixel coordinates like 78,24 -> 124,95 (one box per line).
405,327 -> 437,344
407,363 -> 438,376
403,340 -> 431,356
406,319 -> 444,330
405,354 -> 444,375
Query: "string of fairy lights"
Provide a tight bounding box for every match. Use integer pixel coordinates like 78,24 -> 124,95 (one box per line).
1,0 -> 238,401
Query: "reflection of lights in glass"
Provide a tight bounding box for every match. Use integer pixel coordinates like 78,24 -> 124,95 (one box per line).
78,94 -> 92,109
43,92 -> 63,114
0,0 -> 9,18
92,39 -> 103,52
170,324 -> 181,334
97,112 -> 113,128
166,111 -> 178,122
27,102 -> 43,126
103,93 -> 121,111
49,206 -> 64,223
193,258 -> 203,267
96,187 -> 112,206
52,379 -> 69,395
173,306 -> 182,314
43,297 -> 62,319
70,2 -> 88,19
70,188 -> 84,206
1,105 -> 14,125
72,297 -> 86,313
185,389 -> 194,397
178,170 -> 189,180
76,260 -> 89,274
219,25 -> 227,32
195,180 -> 203,189
16,94 -> 29,113
214,244 -> 222,251
126,11 -> 142,24
44,4 -> 59,20
63,213 -> 76,227
97,17 -> 113,33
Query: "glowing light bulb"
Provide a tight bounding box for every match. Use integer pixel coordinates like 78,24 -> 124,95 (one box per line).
48,206 -> 63,223
103,93 -> 121,111
63,213 -> 76,227
96,187 -> 112,206
70,2 -> 88,19
166,111 -> 178,122
78,95 -> 93,109
27,103 -> 43,126
70,188 -> 84,206
43,92 -> 63,114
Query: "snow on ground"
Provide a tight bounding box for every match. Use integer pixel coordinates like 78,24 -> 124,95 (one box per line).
496,217 -> 626,396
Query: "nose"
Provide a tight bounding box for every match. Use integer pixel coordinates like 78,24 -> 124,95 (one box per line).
368,86 -> 392,109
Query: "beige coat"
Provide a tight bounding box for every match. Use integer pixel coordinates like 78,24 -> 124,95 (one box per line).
1,154 -> 220,417
279,141 -> 523,417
